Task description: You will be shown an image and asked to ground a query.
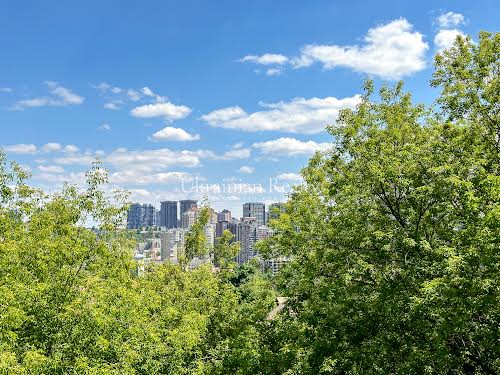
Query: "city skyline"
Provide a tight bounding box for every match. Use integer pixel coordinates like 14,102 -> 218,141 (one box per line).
127,199 -> 276,229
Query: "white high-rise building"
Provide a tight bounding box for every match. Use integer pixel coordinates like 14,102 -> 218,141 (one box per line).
181,207 -> 199,229
159,228 -> 186,264
237,217 -> 258,264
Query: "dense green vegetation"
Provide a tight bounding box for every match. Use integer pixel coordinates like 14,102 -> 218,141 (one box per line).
1,32 -> 499,374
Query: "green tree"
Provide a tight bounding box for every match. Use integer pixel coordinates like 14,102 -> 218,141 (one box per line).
214,230 -> 240,272
0,155 -> 279,374
181,204 -> 211,270
259,32 -> 500,374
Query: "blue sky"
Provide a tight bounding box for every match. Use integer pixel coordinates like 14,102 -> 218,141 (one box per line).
1,0 -> 498,216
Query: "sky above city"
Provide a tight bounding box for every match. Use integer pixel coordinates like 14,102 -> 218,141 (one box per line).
1,0 -> 498,216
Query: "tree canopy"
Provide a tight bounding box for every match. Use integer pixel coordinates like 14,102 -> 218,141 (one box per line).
258,31 -> 500,374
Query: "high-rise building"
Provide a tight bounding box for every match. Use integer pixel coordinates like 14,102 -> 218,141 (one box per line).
179,199 -> 197,219
181,207 -> 199,229
127,203 -> 142,229
237,217 -> 259,264
243,202 -> 265,226
144,204 -> 158,227
209,208 -> 218,224
217,209 -> 232,223
204,223 -> 216,251
160,201 -> 178,229
127,203 -> 158,229
159,228 -> 186,263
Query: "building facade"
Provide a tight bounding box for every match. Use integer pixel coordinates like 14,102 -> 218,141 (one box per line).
217,209 -> 232,223
181,207 -> 199,229
243,202 -> 266,226
127,203 -> 158,229
179,200 -> 197,220
160,200 -> 178,229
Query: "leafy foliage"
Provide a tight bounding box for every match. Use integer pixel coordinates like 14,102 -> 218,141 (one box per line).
258,32 -> 500,374
0,156 -> 275,374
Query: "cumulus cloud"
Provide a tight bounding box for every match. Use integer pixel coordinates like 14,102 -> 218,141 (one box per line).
266,68 -> 283,76
105,148 -> 202,171
104,101 -> 122,110
94,82 -> 122,94
141,87 -> 155,97
151,126 -> 200,141
53,153 -> 97,166
276,172 -> 303,181
240,19 -> 428,80
109,170 -> 191,185
3,144 -> 37,154
5,142 -> 79,155
221,148 -> 251,160
127,89 -> 141,101
12,82 -> 84,110
238,166 -> 255,174
294,19 -> 428,79
252,137 -> 330,156
433,12 -> 466,52
201,95 -> 360,134
63,145 -> 79,153
130,102 -> 192,121
434,29 -> 465,51
42,143 -> 62,152
240,53 -> 289,65
99,123 -> 112,131
38,165 -> 65,173
436,12 -> 465,28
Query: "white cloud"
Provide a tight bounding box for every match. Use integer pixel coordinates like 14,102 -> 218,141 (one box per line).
151,126 -> 200,141
436,12 -> 465,28
127,89 -> 141,101
63,145 -> 79,153
0,87 -> 12,93
105,148 -> 202,171
239,19 -> 428,80
38,165 -> 64,173
94,82 -> 122,94
13,82 -> 84,110
104,101 -> 121,110
3,144 -> 37,154
252,137 -> 330,156
34,171 -> 86,185
141,87 -> 155,97
45,81 -> 84,105
202,106 -> 246,122
294,19 -> 428,79
266,68 -> 283,76
42,143 -> 62,152
54,153 -> 97,166
238,166 -> 254,174
232,142 -> 244,149
201,95 -> 360,134
221,148 -> 251,160
276,172 -> 302,181
109,170 -> 191,185
434,29 -> 465,51
99,123 -> 111,131
240,53 -> 289,65
130,102 -> 192,121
